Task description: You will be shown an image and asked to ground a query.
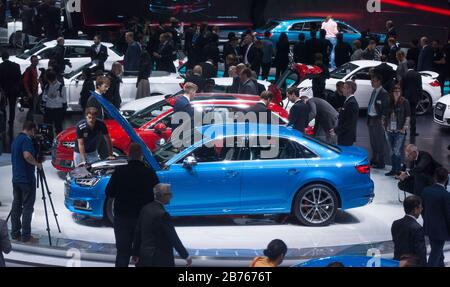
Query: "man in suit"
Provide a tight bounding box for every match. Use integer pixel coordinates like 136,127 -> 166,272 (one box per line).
52,37 -> 72,80
402,60 -> 422,138
417,37 -> 434,72
0,218 -> 11,267
391,195 -> 426,266
398,144 -> 442,197
199,59 -> 217,79
124,32 -> 142,72
287,87 -> 309,133
334,81 -> 359,146
367,72 -> 389,169
242,34 -> 258,70
293,33 -> 307,64
227,64 -> 246,93
185,65 -> 206,92
373,58 -> 396,92
251,71 -> 266,95
421,167 -> 450,267
0,51 -> 22,137
306,96 -> 339,144
238,68 -> 258,95
154,33 -> 176,74
305,30 -> 322,65
244,91 -> 274,125
105,143 -> 159,267
90,35 -> 109,71
133,184 -> 192,267
172,82 -> 197,130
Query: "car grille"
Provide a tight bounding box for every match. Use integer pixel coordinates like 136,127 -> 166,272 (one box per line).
434,102 -> 446,121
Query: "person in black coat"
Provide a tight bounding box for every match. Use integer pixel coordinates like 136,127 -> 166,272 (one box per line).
52,37 -> 72,79
202,34 -> 220,66
199,59 -> 217,79
185,65 -> 206,92
373,59 -> 396,92
305,30 -> 322,65
105,143 -> 159,267
104,63 -> 123,109
421,167 -> 450,267
274,33 -> 290,81
223,33 -> 240,60
334,33 -> 352,68
0,51 -> 21,135
398,144 -> 442,197
79,68 -> 95,112
243,91 -> 274,125
391,195 -> 427,266
417,37 -> 434,71
406,39 -> 420,68
334,81 -> 359,146
327,81 -> 346,111
133,184 -> 192,267
293,33 -> 307,64
90,35 -> 109,71
154,33 -> 176,73
311,53 -> 330,99
401,61 -> 422,137
124,32 -> 142,72
287,87 -> 309,133
238,68 -> 258,95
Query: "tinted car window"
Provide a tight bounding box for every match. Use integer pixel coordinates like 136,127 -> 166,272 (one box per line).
17,43 -> 46,59
248,137 -> 315,160
38,48 -> 54,60
129,100 -> 172,128
66,46 -> 91,58
185,136 -> 247,163
290,23 -> 304,31
330,63 -> 359,79
338,23 -> 357,34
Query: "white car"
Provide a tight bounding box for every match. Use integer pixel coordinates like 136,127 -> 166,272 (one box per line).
4,39 -> 123,73
296,60 -> 442,115
433,94 -> 450,127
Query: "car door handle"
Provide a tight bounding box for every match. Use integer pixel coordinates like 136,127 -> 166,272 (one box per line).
287,169 -> 300,175
226,171 -> 239,178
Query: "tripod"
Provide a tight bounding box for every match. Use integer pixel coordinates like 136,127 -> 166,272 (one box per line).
36,167 -> 61,246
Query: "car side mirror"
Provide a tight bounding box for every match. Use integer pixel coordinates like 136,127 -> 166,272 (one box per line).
182,156 -> 197,169
154,123 -> 167,134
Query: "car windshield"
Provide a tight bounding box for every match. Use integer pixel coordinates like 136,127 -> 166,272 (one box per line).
153,140 -> 187,165
259,21 -> 280,31
64,62 -> 98,79
16,43 -> 46,59
302,134 -> 341,154
330,63 -> 359,79
128,99 -> 172,128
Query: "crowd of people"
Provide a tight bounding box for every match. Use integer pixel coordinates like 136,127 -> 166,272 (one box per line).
0,8 -> 450,267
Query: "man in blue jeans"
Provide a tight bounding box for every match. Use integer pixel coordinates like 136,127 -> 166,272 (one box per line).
10,121 -> 42,243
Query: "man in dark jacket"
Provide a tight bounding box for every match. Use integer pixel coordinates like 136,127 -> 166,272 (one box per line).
199,59 -> 217,79
334,33 -> 352,68
335,81 -> 359,146
391,195 -> 427,266
104,62 -> 123,109
417,37 -> 434,72
287,88 -> 309,133
105,143 -> 159,267
0,51 -> 21,136
172,82 -> 197,130
124,32 -> 142,72
306,96 -> 339,144
367,72 -> 389,169
238,68 -> 258,95
398,144 -> 442,197
244,91 -> 274,125
133,184 -> 192,267
311,53 -> 330,99
52,37 -> 72,79
293,33 -> 307,64
90,35 -> 109,71
305,30 -> 322,65
185,65 -> 206,92
373,59 -> 396,92
421,167 -> 450,267
402,61 -> 422,137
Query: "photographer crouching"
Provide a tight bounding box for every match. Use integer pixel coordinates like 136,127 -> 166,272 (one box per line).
10,121 -> 43,244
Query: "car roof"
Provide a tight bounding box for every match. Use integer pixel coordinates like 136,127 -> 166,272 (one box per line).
274,18 -> 347,25
195,123 -> 297,139
44,39 -> 114,47
350,60 -> 397,69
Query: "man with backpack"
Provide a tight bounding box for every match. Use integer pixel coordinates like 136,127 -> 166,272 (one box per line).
42,69 -> 67,135
23,56 -> 40,122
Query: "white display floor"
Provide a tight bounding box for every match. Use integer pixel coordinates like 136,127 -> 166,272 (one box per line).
0,157 -> 448,266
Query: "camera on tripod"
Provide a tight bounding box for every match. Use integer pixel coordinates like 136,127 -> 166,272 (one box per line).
32,124 -> 54,158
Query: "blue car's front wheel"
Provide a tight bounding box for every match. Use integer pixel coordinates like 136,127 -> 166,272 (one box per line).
293,184 -> 338,226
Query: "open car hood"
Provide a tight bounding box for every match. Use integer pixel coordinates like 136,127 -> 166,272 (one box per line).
93,93 -> 161,171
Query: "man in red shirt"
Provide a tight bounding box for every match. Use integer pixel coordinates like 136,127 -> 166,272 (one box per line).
23,55 -> 40,121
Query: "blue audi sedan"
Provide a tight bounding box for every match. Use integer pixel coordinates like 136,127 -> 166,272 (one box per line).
255,18 -> 385,45
65,94 -> 374,227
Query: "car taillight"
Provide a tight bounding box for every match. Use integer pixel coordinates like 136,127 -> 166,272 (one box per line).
355,164 -> 370,174
430,80 -> 440,87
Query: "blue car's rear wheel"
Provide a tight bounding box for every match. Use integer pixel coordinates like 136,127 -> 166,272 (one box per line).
293,184 -> 338,226
104,198 -> 115,225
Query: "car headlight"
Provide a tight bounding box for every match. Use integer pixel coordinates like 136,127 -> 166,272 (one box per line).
62,141 -> 75,149
75,178 -> 99,187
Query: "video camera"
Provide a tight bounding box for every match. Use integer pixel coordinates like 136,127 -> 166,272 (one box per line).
32,123 -> 54,159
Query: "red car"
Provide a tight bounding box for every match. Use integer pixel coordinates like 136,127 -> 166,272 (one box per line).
51,94 -> 290,172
